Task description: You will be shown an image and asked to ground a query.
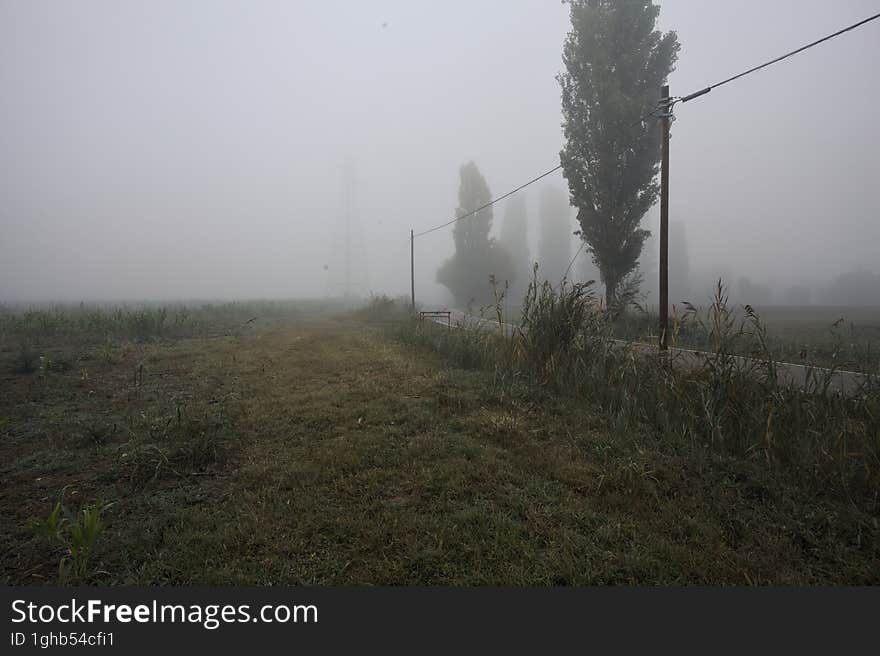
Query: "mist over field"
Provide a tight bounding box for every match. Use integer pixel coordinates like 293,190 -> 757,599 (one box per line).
3,1 -> 880,594
2,0 -> 879,305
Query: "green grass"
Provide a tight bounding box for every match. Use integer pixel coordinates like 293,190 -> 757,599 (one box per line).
0,299 -> 348,344
1,300 -> 877,585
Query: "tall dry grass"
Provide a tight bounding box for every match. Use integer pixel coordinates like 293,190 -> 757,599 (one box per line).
392,276 -> 880,511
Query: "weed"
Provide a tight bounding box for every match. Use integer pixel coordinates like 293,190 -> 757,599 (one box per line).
517,264 -> 604,380
12,343 -> 38,374
75,420 -> 115,448
354,294 -> 414,323
38,355 -> 52,377
122,443 -> 177,489
29,497 -> 106,584
99,337 -> 123,365
171,415 -> 228,471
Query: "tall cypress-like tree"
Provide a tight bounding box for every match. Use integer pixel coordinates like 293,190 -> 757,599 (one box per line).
437,162 -> 514,306
453,161 -> 492,253
558,0 -> 679,306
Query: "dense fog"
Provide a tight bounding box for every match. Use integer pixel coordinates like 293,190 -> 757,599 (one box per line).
2,0 -> 878,306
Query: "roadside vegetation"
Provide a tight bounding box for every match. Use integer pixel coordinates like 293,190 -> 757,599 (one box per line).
611,301 -> 880,375
392,279 -> 879,506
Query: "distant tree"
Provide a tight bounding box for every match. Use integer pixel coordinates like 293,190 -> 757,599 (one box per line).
784,284 -> 812,306
558,0 -> 680,307
638,217 -> 689,308
437,162 -> 514,306
499,194 -> 529,296
689,267 -> 734,304
823,269 -> 880,306
637,215 -> 658,302
578,243 -> 603,289
538,185 -> 574,284
668,221 -> 690,305
735,276 -> 773,306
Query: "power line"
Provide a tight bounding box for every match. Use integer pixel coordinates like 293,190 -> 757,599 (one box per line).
413,164 -> 562,238
629,10 -> 880,120
416,12 -> 880,239
679,11 -> 880,103
412,10 -> 880,307
562,239 -> 586,282
630,104 -> 665,128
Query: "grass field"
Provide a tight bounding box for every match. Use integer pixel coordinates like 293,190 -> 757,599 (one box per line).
1,300 -> 878,584
611,303 -> 880,374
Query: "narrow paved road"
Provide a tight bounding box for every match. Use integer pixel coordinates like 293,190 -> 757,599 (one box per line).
421,307 -> 873,395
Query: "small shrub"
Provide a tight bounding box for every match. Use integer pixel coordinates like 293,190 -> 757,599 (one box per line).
517,265 -> 604,379
354,294 -> 413,323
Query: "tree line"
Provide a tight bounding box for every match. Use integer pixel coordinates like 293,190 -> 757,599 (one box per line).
436,162 -> 576,307
437,0 -> 680,309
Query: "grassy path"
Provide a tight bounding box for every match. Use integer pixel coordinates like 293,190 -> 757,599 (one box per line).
1,316 -> 877,584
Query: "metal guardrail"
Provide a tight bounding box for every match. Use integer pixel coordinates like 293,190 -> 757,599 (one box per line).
419,310 -> 452,329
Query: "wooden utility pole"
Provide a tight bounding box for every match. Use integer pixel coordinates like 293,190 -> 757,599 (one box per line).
659,85 -> 670,351
410,229 -> 415,312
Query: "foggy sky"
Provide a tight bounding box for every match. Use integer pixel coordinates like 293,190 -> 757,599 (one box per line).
2,1 -> 879,303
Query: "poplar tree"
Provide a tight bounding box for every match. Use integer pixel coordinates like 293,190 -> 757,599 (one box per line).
558,0 -> 679,306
